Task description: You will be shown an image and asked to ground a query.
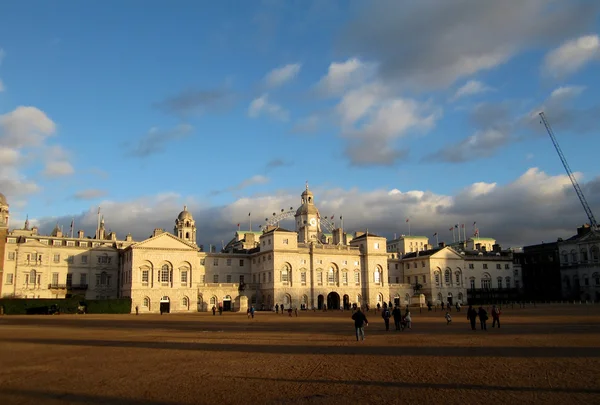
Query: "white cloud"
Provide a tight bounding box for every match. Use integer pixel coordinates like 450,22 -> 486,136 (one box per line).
549,85 -> 586,101
451,80 -> 493,101
0,147 -> 19,165
248,93 -> 289,121
290,115 -> 320,134
543,34 -> 600,77
27,168 -> 599,248
0,106 -> 56,148
427,128 -> 510,163
43,161 -> 74,177
73,189 -> 108,200
265,63 -> 301,87
316,58 -> 377,96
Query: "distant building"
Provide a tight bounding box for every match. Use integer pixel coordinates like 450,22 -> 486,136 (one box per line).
521,242 -> 561,301
558,225 -> 600,301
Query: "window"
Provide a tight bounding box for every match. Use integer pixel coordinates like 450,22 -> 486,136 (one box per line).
283,238 -> 289,245
342,272 -> 348,285
143,297 -> 150,307
5,273 -> 14,284
142,270 -> 149,285
213,258 -> 219,266
496,264 -> 501,269
481,276 -> 491,289
160,265 -> 170,283
505,277 -> 511,288
343,260 -> 348,265
354,272 -> 360,284
328,268 -> 335,284
444,270 -> 451,284
201,274 -> 206,283
374,242 -> 380,249
80,274 -> 87,285
81,256 -> 88,264
354,261 -> 359,266
239,260 -> 244,266
505,264 -> 510,269
214,275 -> 219,283
67,255 -> 74,264
407,276 -> 410,284
182,297 -> 189,308
483,264 -> 488,269
281,267 -> 289,283
201,259 -> 206,265
52,273 -> 59,285
421,261 -> 425,267
422,275 -> 426,283
268,272 -> 271,282
66,273 -> 73,287
455,273 -> 460,284
53,254 -> 60,263
227,259 -> 232,266
468,263 -> 474,269
66,241 -> 75,247
470,278 -> 475,289
181,270 -> 188,284
317,272 -> 323,285
435,273 -> 440,285
571,250 -> 577,263
562,251 -> 568,263
80,242 -> 88,247
7,252 -> 15,260
239,275 -> 245,284
98,254 -> 111,264
300,272 -> 306,285
53,240 -> 61,246
262,273 -> 266,282
226,275 -> 232,283
591,246 -> 600,262
515,280 -> 519,289
594,273 -> 600,286
497,277 -> 503,289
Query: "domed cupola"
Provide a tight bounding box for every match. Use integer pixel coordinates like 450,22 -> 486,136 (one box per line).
0,192 -> 9,228
294,183 -> 321,243
174,205 -> 197,245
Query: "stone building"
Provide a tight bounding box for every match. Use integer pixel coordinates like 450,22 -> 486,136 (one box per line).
1,185 -> 524,312
558,224 -> 600,301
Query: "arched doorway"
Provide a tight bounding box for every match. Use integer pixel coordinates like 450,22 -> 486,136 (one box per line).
327,292 -> 340,310
447,292 -> 453,306
223,295 -> 232,311
317,294 -> 324,310
160,296 -> 170,314
343,294 -> 350,310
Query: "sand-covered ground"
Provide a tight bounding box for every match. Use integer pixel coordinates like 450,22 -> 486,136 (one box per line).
1,304 -> 599,405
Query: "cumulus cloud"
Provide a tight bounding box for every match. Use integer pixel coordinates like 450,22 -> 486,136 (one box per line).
451,80 -> 493,101
72,189 -> 107,200
248,94 -> 289,121
128,124 -> 193,157
210,175 -> 270,196
26,168 -> 600,249
543,34 -> 600,77
265,63 -> 301,87
427,129 -> 511,163
316,58 -> 377,96
43,161 -> 74,177
0,106 -> 56,148
338,1 -> 599,89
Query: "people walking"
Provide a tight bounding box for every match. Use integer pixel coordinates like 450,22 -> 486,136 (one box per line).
381,306 -> 391,331
491,305 -> 501,328
275,303 -> 279,314
212,305 -> 216,316
249,306 -> 255,319
392,305 -> 402,331
467,305 -> 477,330
352,308 -> 369,341
478,306 -> 488,330
404,309 -> 412,329
445,311 -> 452,325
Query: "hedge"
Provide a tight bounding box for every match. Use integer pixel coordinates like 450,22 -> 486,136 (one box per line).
0,297 -> 131,315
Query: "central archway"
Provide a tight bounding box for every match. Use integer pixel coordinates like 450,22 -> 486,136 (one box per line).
327,292 -> 340,310
343,294 -> 350,310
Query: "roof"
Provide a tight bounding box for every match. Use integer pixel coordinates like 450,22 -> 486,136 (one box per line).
235,230 -> 263,237
262,227 -> 296,235
469,237 -> 496,241
402,247 -> 443,259
352,232 -> 383,240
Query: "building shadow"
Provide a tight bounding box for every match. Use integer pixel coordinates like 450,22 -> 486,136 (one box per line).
0,387 -> 177,405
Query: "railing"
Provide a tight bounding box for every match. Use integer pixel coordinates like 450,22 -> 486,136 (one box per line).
48,284 -> 67,289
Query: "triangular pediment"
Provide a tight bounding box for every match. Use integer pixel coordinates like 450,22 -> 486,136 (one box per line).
431,247 -> 464,260
577,230 -> 600,243
132,232 -> 198,250
21,239 -> 48,248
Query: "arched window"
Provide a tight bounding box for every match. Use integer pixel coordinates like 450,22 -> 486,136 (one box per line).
374,269 -> 380,284
160,264 -> 170,283
210,296 -> 217,305
591,246 -> 599,262
497,277 -> 503,289
505,277 -> 511,288
377,293 -> 383,303
185,232 -> 190,239
455,271 -> 461,285
469,277 -> 475,289
100,271 -> 108,285
580,248 -> 589,262
328,267 -> 335,284
30,270 -> 36,285
570,250 -> 577,263
182,296 -> 189,309
437,293 -> 443,302
283,294 -> 291,305
562,251 -> 569,263
481,273 -> 491,289
593,273 -> 600,286
444,269 -> 451,284
281,265 -> 290,283
434,271 -> 440,285
143,297 -> 150,308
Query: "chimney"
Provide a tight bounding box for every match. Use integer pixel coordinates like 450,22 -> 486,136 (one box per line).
152,228 -> 164,237
492,244 -> 501,253
77,230 -> 84,238
577,224 -> 592,236
332,228 -> 344,245
481,245 -> 487,252
475,243 -> 481,251
125,233 -> 133,242
439,242 -> 445,248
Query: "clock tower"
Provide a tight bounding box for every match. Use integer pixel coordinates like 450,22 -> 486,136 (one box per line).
295,183 -> 321,243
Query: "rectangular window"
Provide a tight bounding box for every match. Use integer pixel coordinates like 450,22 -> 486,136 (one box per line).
227,258 -> 232,266
300,272 -> 306,285
374,272 -> 380,284
81,256 -> 88,264
7,238 -> 16,243
239,259 -> 244,266
6,273 -> 14,284
343,260 -> 348,265
96,274 -> 101,286
342,272 -> 348,285
483,264 -> 488,269
354,261 -> 359,266
328,270 -> 335,284
80,273 -> 87,285
213,258 -> 219,266
53,240 -> 61,246
395,263 -> 398,269
201,274 -> 206,283
395,277 -> 399,283
455,273 -> 460,284
7,252 -> 15,260
496,264 -> 501,269
469,263 -> 474,269
407,276 -> 410,284
80,242 -> 88,247
505,264 -> 510,269
268,272 -> 271,282
374,242 -> 380,249
252,274 -> 256,283
160,270 -> 169,283
53,254 -> 60,263
52,273 -> 59,285
262,273 -> 266,282
423,275 -> 426,283
481,279 -> 491,288
421,261 -> 425,267
213,275 -> 219,283
470,279 -> 475,289
67,255 -> 74,264
282,271 -> 289,283
142,270 -> 149,284
354,272 -> 360,284
317,272 -> 323,285
239,275 -> 244,283
498,279 -> 503,289
66,273 -> 73,286
226,275 -> 232,283
66,241 -> 75,247
181,270 -> 188,284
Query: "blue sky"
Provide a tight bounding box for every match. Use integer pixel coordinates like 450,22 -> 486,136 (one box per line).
1,0 -> 600,247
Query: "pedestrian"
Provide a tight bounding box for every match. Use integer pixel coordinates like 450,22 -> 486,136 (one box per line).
376,303 -> 381,313
294,307 -> 298,317
288,308 -> 293,317
404,309 -> 412,329
491,305 -> 501,328
247,308 -> 251,318
445,311 -> 452,325
351,308 -> 369,341
456,302 -> 461,312
135,305 -> 139,315
381,306 -> 391,331
441,302 -> 445,310
218,305 -> 223,316
212,305 -> 216,316
392,305 -> 402,331
275,303 -> 279,314
281,304 -> 285,314
447,302 -> 451,312
467,305 -> 477,330
478,306 -> 488,330
250,306 -> 255,319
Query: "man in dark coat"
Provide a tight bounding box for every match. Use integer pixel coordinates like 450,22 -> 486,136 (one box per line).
352,308 -> 369,341
392,305 -> 402,331
467,305 -> 478,330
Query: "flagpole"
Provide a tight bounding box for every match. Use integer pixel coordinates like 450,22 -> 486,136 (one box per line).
435,233 -> 439,246
96,207 -> 101,239
463,224 -> 466,242
452,226 -> 455,243
249,212 -> 252,232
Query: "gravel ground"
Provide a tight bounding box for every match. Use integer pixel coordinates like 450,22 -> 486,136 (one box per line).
1,304 -> 599,405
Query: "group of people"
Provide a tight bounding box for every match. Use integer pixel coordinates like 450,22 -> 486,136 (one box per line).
465,304 -> 502,330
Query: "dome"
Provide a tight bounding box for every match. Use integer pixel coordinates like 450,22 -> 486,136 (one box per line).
295,204 -> 320,216
177,205 -> 193,221
0,192 -> 7,206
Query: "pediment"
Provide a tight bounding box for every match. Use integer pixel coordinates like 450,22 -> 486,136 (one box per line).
132,232 -> 198,251
431,247 -> 464,260
21,239 -> 48,248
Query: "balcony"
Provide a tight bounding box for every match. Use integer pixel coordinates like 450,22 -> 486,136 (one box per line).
48,284 -> 67,290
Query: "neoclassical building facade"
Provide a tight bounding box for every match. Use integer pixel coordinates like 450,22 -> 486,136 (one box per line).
1,186 -> 522,313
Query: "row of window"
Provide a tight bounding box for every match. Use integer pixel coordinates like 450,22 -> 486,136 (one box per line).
563,273 -> 600,288
6,252 -> 112,265
3,271 -> 109,287
7,238 -> 110,248
561,247 -> 600,264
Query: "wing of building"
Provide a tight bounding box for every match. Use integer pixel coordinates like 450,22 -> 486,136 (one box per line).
1,186 -> 526,312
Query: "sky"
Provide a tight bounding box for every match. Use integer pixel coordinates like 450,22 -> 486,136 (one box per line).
1,0 -> 600,249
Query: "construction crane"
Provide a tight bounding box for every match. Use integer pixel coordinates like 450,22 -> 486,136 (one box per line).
539,111 -> 598,229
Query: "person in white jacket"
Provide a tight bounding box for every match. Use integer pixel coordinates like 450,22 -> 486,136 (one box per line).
404,309 -> 412,329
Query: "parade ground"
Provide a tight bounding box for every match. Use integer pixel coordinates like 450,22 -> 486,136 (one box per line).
0,304 -> 599,405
